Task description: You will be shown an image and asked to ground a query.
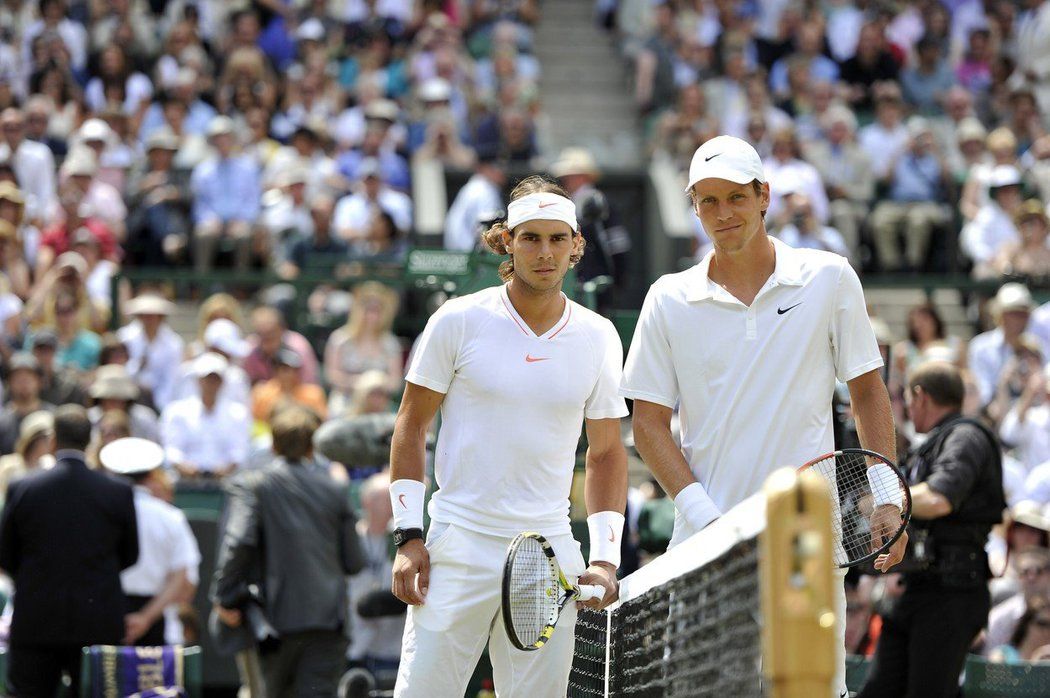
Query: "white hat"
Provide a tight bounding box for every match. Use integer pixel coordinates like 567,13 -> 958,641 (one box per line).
61,149 -> 98,177
988,165 -> 1022,189
418,77 -> 452,102
295,17 -> 325,42
99,437 -> 165,476
204,318 -> 250,359
956,117 -> 987,143
126,294 -> 175,316
78,118 -> 112,143
207,115 -> 236,138
685,135 -> 765,193
194,351 -> 228,378
996,282 -> 1034,312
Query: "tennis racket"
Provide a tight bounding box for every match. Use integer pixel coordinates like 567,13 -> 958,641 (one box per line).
501,532 -> 605,651
797,448 -> 912,568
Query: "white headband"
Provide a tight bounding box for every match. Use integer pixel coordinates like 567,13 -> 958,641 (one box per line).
505,192 -> 578,232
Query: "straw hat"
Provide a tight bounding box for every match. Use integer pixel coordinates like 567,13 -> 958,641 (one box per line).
14,410 -> 54,457
550,147 -> 600,179
90,364 -> 140,401
125,294 -> 175,316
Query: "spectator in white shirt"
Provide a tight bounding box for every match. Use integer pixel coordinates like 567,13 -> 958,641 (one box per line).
970,283 -> 1038,408
961,165 -> 1025,277
775,191 -> 849,258
0,107 -> 57,225
1000,363 -> 1050,474
443,152 -> 505,251
763,127 -> 829,227
171,318 -> 251,407
99,438 -> 200,646
333,158 -> 412,242
118,294 -> 185,411
858,88 -> 910,184
161,352 -> 251,480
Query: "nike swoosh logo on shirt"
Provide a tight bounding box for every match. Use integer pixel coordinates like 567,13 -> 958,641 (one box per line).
777,302 -> 802,315
525,354 -> 550,363
705,153 -> 722,161
398,494 -> 407,508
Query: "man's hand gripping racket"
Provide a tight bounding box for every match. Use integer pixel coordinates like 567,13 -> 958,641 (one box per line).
798,448 -> 911,571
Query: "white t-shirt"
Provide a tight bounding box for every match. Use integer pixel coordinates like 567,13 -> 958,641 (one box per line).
622,238 -> 882,520
407,284 -> 628,537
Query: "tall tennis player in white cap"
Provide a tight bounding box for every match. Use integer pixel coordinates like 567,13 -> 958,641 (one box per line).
621,136 -> 907,696
390,175 -> 629,697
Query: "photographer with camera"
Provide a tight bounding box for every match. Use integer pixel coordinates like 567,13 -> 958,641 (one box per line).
776,190 -> 850,258
860,361 -> 1005,697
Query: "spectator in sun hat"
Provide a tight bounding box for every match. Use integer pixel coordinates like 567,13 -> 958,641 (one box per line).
969,283 -> 1039,407
118,293 -> 184,411
160,352 -> 251,480
100,437 -> 200,646
962,164 -> 1027,274
87,364 -> 161,443
172,318 -> 252,407
124,126 -> 193,267
0,410 -> 55,504
0,352 -> 54,456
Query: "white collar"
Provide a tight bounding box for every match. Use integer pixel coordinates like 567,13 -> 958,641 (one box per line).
686,237 -> 804,302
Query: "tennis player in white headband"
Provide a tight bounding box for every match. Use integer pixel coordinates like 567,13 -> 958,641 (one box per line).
390,175 -> 629,697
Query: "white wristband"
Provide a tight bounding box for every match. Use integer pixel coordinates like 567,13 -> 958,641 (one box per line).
390,479 -> 425,530
587,511 -> 625,569
674,482 -> 722,533
867,464 -> 903,512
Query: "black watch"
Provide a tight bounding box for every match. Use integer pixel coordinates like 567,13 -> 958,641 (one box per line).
393,527 -> 424,548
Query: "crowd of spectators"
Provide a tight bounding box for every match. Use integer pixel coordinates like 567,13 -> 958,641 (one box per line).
624,0 -> 1050,276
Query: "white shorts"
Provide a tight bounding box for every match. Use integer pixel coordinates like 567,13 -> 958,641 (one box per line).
394,522 -> 586,698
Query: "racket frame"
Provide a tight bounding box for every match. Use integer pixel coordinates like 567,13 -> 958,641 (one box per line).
501,532 -> 579,651
797,447 -> 913,568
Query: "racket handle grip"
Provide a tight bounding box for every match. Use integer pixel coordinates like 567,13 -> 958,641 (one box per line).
577,584 -> 605,603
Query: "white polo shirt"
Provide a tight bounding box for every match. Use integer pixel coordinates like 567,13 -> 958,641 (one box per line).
121,487 -> 201,597
622,238 -> 882,530
407,284 -> 628,537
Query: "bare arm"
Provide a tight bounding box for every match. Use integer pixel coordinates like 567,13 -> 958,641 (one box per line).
910,482 -> 953,519
848,368 -> 897,461
124,568 -> 190,644
583,417 -> 628,519
631,400 -> 696,498
389,381 -> 444,484
579,417 -> 628,609
390,382 -> 445,606
848,368 -> 908,571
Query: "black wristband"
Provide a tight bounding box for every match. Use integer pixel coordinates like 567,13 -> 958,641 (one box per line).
393,527 -> 424,548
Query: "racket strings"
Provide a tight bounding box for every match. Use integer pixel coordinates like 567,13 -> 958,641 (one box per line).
507,538 -> 559,646
811,452 -> 906,566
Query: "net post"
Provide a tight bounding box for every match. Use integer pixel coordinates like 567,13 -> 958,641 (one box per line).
760,467 -> 836,698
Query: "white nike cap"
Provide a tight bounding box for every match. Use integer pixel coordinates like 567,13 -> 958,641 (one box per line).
685,135 -> 766,193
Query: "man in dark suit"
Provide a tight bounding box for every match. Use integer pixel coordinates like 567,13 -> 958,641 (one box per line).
0,404 -> 139,696
212,405 -> 364,697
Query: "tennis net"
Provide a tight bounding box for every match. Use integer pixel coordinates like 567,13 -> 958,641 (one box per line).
568,493 -> 767,698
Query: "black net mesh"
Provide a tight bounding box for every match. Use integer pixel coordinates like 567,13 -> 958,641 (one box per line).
569,536 -> 762,697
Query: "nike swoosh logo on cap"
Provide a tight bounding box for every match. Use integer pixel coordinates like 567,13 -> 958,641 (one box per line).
705,153 -> 722,161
